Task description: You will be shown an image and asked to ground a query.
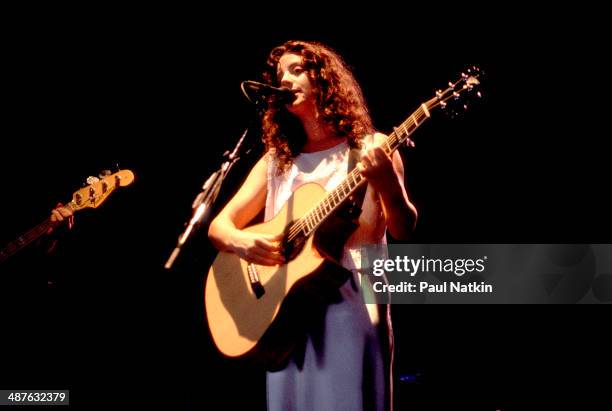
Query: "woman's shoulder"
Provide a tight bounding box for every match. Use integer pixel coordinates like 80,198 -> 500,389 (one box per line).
372,132 -> 387,145
263,149 -> 277,163
360,132 -> 387,148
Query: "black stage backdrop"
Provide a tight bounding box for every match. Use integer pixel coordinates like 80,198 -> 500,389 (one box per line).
1,6 -> 610,410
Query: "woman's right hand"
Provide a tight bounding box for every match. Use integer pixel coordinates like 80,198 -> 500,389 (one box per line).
229,231 -> 285,266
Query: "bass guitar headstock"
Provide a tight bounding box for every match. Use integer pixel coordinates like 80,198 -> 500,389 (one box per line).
70,169 -> 135,211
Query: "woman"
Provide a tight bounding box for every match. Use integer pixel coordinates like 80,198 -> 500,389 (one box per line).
209,40 -> 417,410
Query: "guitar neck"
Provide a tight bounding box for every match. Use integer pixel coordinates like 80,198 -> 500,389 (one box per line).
0,202 -> 74,263
295,96 -> 438,237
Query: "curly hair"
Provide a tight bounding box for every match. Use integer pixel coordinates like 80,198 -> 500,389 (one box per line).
261,40 -> 374,174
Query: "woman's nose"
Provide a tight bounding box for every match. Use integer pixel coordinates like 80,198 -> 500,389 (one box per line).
280,73 -> 293,88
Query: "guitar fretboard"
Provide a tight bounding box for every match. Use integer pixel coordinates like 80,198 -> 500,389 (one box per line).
291,96 -> 438,240
0,202 -> 75,263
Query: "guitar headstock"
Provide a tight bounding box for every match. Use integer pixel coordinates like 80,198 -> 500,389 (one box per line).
433,66 -> 483,116
70,169 -> 135,211
386,67 -> 484,150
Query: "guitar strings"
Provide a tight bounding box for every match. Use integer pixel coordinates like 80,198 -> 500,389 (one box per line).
285,103 -> 433,242
285,100 -> 436,240
286,82 -> 468,242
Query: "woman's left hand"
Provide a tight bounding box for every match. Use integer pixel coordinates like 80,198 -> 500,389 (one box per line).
357,146 -> 398,193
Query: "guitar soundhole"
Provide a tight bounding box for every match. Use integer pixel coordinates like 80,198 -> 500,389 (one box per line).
282,223 -> 308,262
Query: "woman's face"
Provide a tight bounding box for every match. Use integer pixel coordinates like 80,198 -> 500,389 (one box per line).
277,53 -> 315,114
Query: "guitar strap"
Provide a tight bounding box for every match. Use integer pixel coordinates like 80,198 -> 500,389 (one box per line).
345,146 -> 367,222
313,145 -> 366,261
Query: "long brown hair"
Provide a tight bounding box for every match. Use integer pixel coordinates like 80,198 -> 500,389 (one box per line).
262,41 -> 374,174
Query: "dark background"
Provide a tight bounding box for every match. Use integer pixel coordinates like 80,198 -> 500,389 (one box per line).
1,5 -> 610,410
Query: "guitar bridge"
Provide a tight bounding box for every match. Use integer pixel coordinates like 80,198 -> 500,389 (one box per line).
247,263 -> 265,299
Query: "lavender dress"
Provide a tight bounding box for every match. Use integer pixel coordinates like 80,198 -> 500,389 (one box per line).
264,141 -> 392,411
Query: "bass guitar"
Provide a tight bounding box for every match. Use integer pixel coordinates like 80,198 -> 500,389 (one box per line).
0,169 -> 135,263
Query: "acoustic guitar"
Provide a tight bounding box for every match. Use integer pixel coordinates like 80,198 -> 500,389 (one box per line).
205,69 -> 481,368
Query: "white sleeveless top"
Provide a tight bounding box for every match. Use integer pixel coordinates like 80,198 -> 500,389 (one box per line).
264,140 -> 387,273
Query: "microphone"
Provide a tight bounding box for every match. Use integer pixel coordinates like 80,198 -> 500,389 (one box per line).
241,80 -> 297,104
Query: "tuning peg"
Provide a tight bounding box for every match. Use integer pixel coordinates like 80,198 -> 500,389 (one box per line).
99,169 -> 112,178
86,176 -> 100,185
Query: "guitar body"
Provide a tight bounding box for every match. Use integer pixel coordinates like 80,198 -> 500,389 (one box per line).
204,182 -> 354,369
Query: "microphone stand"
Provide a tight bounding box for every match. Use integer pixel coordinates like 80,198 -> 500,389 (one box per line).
165,83 -> 269,270
164,127 -> 250,270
